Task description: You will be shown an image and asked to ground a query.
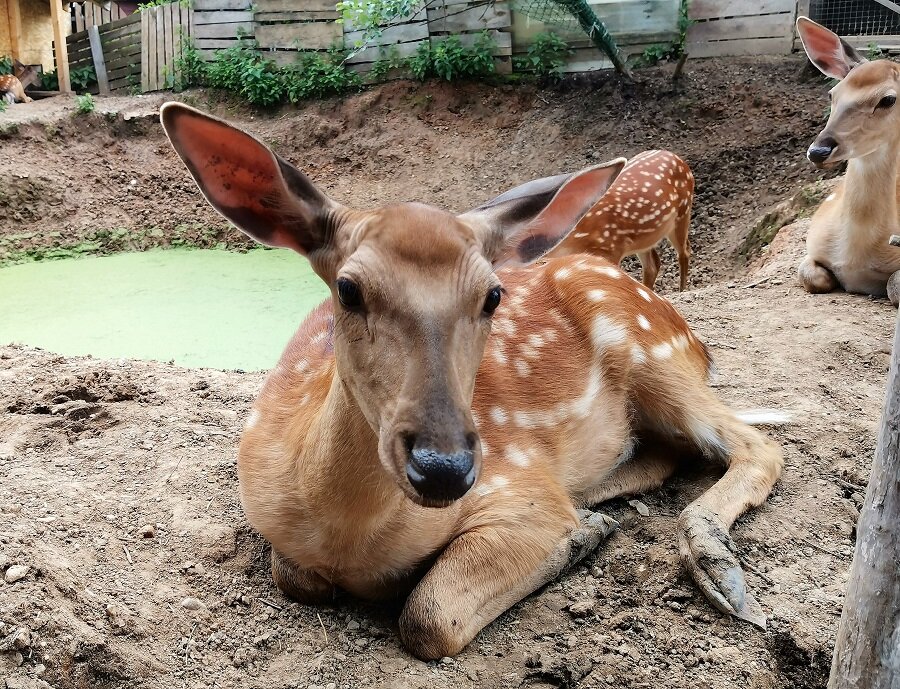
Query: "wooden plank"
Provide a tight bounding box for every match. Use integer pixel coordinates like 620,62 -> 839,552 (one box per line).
254,0 -> 337,11
344,18 -> 428,47
157,7 -> 167,89
690,0 -> 794,21
149,8 -> 159,91
74,4 -> 84,34
166,2 -> 176,88
8,0 -> 22,60
51,0 -> 71,94
105,49 -> 142,73
687,35 -> 793,57
256,22 -> 343,50
688,13 -> 793,42
88,26 -> 110,95
193,10 -> 254,24
194,22 -> 255,39
427,2 -> 511,33
192,0 -> 250,9
345,37 -> 428,64
98,13 -> 142,31
98,24 -> 142,43
254,10 -> 340,21
431,29 -> 512,51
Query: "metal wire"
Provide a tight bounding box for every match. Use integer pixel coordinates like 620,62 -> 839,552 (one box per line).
810,0 -> 900,37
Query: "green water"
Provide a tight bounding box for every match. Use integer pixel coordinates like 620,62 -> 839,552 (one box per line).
0,249 -> 331,371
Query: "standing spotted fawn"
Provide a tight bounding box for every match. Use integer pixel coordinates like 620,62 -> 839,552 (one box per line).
162,102 -> 785,659
796,17 -> 900,305
549,150 -> 694,291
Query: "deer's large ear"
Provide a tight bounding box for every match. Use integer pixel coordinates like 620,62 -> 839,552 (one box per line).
461,159 -> 625,267
797,16 -> 867,80
160,102 -> 342,255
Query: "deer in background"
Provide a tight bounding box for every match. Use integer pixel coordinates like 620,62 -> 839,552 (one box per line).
796,17 -> 900,305
549,150 -> 695,291
0,60 -> 38,105
162,102 -> 785,659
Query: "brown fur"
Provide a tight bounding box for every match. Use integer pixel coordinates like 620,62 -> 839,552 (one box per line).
549,150 -> 695,291
0,61 -> 37,104
161,102 -> 785,660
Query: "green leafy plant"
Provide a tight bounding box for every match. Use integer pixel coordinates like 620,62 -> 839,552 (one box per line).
174,33 -> 207,90
336,0 -> 420,47
206,40 -> 284,107
138,0 -> 191,10
637,0 -> 692,66
75,93 -> 95,114
513,32 -> 572,80
0,56 -> 12,76
410,32 -> 497,82
369,45 -> 407,82
281,51 -> 360,102
0,100 -> 7,113
70,65 -> 97,93
867,41 -> 884,60
40,69 -> 58,90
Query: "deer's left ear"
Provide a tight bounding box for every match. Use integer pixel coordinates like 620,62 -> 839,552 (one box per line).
797,16 -> 867,80
461,159 -> 625,267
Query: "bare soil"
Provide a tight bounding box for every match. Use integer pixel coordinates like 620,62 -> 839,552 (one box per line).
0,56 -> 890,689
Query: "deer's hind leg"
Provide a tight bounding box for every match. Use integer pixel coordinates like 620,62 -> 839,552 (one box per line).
639,382 -> 784,628
580,439 -> 680,506
671,207 -> 692,292
636,247 -> 662,291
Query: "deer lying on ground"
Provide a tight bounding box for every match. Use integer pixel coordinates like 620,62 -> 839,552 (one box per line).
549,150 -> 694,291
796,17 -> 900,305
0,60 -> 37,105
161,102 -> 785,659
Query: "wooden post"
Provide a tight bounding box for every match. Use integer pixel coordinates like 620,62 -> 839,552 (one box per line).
50,0 -> 72,94
828,234 -> 900,688
7,0 -> 22,61
88,26 -> 110,95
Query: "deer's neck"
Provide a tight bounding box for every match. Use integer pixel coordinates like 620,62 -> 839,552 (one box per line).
301,377 -> 401,521
840,144 -> 900,234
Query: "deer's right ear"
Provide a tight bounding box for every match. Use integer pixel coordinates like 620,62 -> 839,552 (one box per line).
160,102 -> 341,255
797,16 -> 867,80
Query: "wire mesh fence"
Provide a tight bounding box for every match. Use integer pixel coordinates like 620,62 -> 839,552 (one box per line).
810,0 -> 900,36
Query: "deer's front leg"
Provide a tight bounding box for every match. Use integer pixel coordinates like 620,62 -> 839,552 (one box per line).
399,508 -> 617,660
271,549 -> 335,605
798,255 -> 839,293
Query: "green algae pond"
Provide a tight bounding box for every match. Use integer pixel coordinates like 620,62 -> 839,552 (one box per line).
0,248 -> 330,371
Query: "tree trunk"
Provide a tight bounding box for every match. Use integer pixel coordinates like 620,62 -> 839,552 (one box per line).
828,299 -> 900,688
556,0 -> 634,81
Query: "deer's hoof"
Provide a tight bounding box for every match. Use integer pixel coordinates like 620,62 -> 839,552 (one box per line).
677,508 -> 766,629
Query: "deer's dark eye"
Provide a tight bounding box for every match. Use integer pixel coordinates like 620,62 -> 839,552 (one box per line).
877,94 -> 896,109
482,286 -> 502,316
336,278 -> 364,311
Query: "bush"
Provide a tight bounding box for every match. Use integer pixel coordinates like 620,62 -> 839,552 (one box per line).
410,32 -> 497,82
282,51 -> 360,102
0,56 -> 12,76
174,35 -> 207,90
206,41 -> 284,107
514,32 -> 572,80
75,93 -> 95,114
368,46 -> 407,82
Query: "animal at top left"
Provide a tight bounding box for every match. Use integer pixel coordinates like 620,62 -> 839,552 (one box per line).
0,60 -> 38,105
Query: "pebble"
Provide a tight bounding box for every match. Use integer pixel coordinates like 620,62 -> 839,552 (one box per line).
4,565 -> 28,584
565,635 -> 578,649
628,500 -> 650,517
440,656 -> 453,665
354,637 -> 368,648
181,597 -> 205,611
139,524 -> 156,538
346,620 -> 360,631
569,600 -> 595,617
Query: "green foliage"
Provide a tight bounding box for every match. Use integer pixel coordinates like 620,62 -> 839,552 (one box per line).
138,0 -> 191,10
68,66 -> 97,93
282,51 -> 361,102
0,56 -> 12,76
336,0 -> 420,46
75,93 -> 95,114
0,100 -> 7,113
369,46 -> 407,82
206,40 -> 284,107
513,32 -> 572,79
174,33 -> 207,90
409,32 -> 497,82
40,69 -> 58,90
636,0 -> 692,66
867,41 -> 884,60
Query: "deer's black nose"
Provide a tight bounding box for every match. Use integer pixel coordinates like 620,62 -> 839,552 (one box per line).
808,136 -> 838,165
405,438 -> 476,503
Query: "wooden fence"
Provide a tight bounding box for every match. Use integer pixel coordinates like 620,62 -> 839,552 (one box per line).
65,13 -> 142,94
71,1 -> 133,33
686,0 -> 797,58
141,3 -> 194,92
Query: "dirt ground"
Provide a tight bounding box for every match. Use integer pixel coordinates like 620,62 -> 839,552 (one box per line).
0,55 -> 891,689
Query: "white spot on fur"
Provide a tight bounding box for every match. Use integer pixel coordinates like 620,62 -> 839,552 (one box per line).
475,475 -> 510,496
515,359 -> 531,376
505,446 -> 531,467
295,359 -> 310,373
592,315 -> 629,351
492,347 -> 507,365
736,409 -> 794,426
490,407 -> 508,425
594,265 -> 622,279
631,344 -> 646,364
246,409 -> 261,429
825,193 -> 836,202
637,314 -> 651,330
513,365 -> 602,428
574,232 -> 589,238
527,333 -> 546,348
637,287 -> 652,302
587,289 -> 607,302
651,342 -> 674,360
555,268 -> 572,281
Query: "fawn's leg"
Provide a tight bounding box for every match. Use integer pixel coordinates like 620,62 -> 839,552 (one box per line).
399,497 -> 616,660
271,549 -> 335,605
640,386 -> 783,628
637,248 -> 661,291
671,208 -> 692,292
799,255 -> 839,293
581,442 -> 680,505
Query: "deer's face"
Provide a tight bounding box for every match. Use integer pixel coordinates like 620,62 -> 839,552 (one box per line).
811,61 -> 900,167
160,102 -> 624,507
324,205 -> 501,505
798,17 -> 900,168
